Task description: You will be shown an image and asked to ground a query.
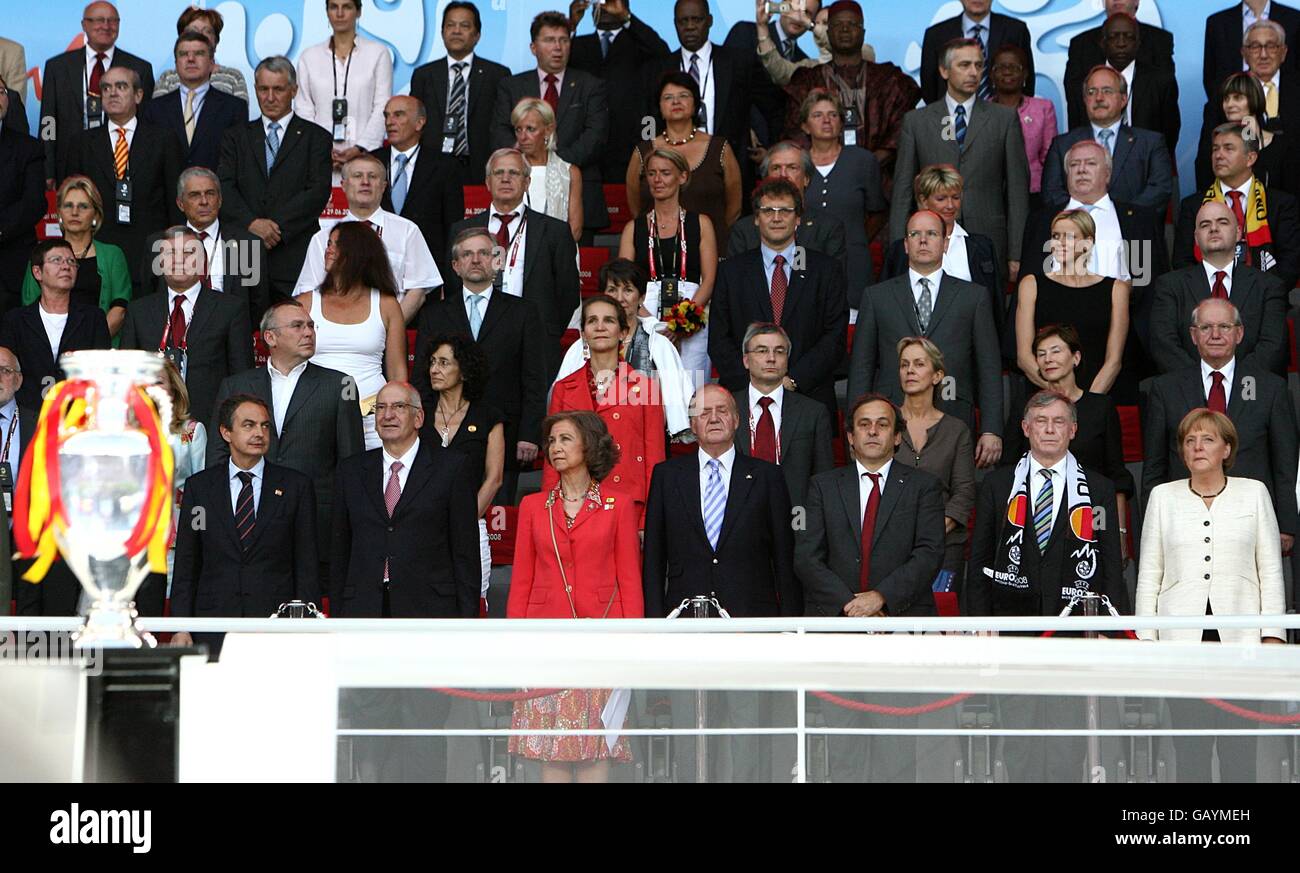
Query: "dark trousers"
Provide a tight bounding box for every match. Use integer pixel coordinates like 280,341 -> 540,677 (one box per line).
669,689 -> 795,782
820,692 -> 919,783
343,689 -> 451,783
1167,698 -> 1259,783
999,694 -> 1085,782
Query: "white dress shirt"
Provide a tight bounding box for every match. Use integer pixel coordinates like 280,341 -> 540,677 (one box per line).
446,51 -> 475,97
296,207 -> 442,297
855,458 -> 891,520
943,222 -> 972,281
389,143 -> 420,203
945,92 -> 977,122
1027,453 -> 1068,536
747,382 -> 784,446
907,267 -> 944,311
464,286 -> 493,326
85,43 -> 115,88
268,358 -> 309,434
294,35 -> 393,150
1244,1 -> 1274,34
537,67 -> 566,96
262,111 -> 293,140
1202,257 -> 1236,296
179,81 -> 210,126
488,205 -> 528,297
382,438 -> 420,494
1066,194 -> 1130,280
190,219 -> 224,291
229,457 -> 266,516
680,43 -> 715,133
167,283 -> 202,328
1201,356 -> 1237,406
38,303 -> 68,361
109,115 -> 137,152
1092,119 -> 1122,154
698,445 -> 736,518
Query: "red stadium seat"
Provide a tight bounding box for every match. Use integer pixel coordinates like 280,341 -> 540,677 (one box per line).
35,191 -> 58,240
578,247 -> 611,297
463,185 -> 491,220
487,504 -> 519,565
1116,404 -> 1142,462
407,328 -> 417,366
320,186 -> 348,223
603,184 -> 631,234
561,327 -> 580,353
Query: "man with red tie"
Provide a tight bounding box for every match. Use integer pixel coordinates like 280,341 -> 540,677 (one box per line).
797,393 -> 945,782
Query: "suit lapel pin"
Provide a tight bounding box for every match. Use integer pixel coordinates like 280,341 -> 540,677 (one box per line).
274,489 -> 283,496
745,473 -> 753,479
467,424 -> 478,432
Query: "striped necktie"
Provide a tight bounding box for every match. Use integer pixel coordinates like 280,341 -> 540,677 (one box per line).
703,458 -> 726,550
113,127 -> 129,179
971,23 -> 992,101
1033,469 -> 1054,552
184,88 -> 197,144
391,152 -> 410,213
235,471 -> 256,549
265,120 -> 281,173
448,62 -> 469,156
953,104 -> 967,151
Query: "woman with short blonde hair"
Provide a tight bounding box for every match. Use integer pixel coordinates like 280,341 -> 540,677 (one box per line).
511,96 -> 583,241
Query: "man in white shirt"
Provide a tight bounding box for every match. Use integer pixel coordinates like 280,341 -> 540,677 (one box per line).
294,153 -> 442,322
1243,19 -> 1290,119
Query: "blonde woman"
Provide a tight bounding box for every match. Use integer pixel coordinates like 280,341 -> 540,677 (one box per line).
512,97 -> 582,241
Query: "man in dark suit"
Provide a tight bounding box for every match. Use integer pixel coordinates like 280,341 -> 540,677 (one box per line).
731,322 -> 833,510
851,210 -> 1004,467
63,66 -> 183,293
967,390 -> 1127,782
139,30 -> 245,173
1066,13 -> 1179,161
409,1 -> 511,187
1041,65 -> 1173,211
1172,122 -> 1300,292
492,11 -> 609,236
797,393 -> 945,782
709,177 -> 847,418
1240,20 -> 1300,125
645,0 -> 753,197
39,0 -> 154,184
332,380 -> 480,781
119,227 -> 252,425
0,80 -> 46,311
643,383 -> 798,782
1150,200 -> 1288,376
723,0 -> 819,148
1066,0 -> 1174,89
2,84 -> 28,136
1204,1 -> 1300,98
140,167 -> 270,325
169,394 -> 319,658
445,147 -> 578,380
892,39 -> 1029,285
919,0 -> 1035,105
373,96 -> 463,282
209,297 -> 364,568
0,239 -> 110,410
1143,297 -> 1298,549
412,227 -> 545,504
569,0 -> 670,185
218,56 -> 332,299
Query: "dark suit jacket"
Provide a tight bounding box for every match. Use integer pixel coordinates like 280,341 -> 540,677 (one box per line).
4,89 -> 28,135
725,206 -> 847,274
1148,264 -> 1288,376
1068,21 -> 1174,81
1172,184 -> 1300,292
411,291 -> 546,450
140,84 -> 245,172
0,301 -> 111,409
217,116 -> 332,292
966,461 -> 1126,617
848,272 -> 1003,435
1143,362 -> 1298,535
1041,124 -> 1173,212
330,442 -> 480,618
208,362 -> 365,542
797,462 -> 944,617
64,118 -> 184,285
731,386 -> 833,509
491,67 -> 608,230
571,16 -> 671,182
118,287 -> 253,424
372,144 -> 463,279
881,232 -> 1002,340
409,54 -> 511,185
722,20 -> 809,147
920,13 -> 1035,105
1194,104 -> 1299,195
642,450 -> 799,618
1065,61 -> 1180,159
39,47 -> 154,180
139,224 -> 271,324
709,248 -> 847,415
0,124 -> 45,309
170,461 -> 319,617
1204,2 -> 1300,98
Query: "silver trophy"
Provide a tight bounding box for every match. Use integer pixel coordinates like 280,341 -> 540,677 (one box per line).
49,351 -> 172,648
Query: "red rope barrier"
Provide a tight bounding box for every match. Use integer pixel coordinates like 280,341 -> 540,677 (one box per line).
1202,698 -> 1300,724
432,688 -> 562,702
810,690 -> 973,715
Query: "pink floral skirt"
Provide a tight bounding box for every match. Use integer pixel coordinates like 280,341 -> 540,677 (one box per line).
509,689 -> 632,762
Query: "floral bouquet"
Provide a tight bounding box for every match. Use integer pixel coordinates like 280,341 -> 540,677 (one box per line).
661,299 -> 707,336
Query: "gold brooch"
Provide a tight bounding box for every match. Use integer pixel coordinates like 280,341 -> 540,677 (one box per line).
468,425 -> 477,432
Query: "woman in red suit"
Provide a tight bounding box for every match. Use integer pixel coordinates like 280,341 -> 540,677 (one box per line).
545,295 -> 666,526
508,410 -> 645,783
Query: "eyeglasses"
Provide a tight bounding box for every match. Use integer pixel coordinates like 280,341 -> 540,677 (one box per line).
536,36 -> 570,46
489,168 -> 525,179
374,402 -> 417,414
1194,323 -> 1239,334
0,367 -> 19,378
757,206 -> 798,216
1244,42 -> 1283,53
83,16 -> 119,25
270,319 -> 316,332
992,63 -> 1024,73
906,229 -> 943,240
745,345 -> 789,356
1085,86 -> 1122,97
44,256 -> 79,267
60,201 -> 93,211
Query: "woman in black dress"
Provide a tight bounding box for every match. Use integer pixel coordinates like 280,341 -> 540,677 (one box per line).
1002,323 -> 1135,560
422,333 -> 505,613
1014,209 -> 1130,396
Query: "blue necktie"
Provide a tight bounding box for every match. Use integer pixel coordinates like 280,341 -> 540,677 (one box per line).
448,62 -> 468,157
971,23 -> 992,101
468,294 -> 483,339
1098,127 -> 1115,155
600,30 -> 612,59
391,152 -> 410,213
954,104 -> 967,151
265,120 -> 281,173
703,458 -> 726,550
1033,469 -> 1054,552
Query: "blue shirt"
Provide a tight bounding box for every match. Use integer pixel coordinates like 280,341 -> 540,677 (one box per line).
761,241 -> 797,289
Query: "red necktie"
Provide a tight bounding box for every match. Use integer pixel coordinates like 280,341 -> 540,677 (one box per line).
494,212 -> 517,249
88,51 -> 106,96
752,396 -> 777,463
858,471 -> 881,592
543,73 -> 559,115
383,461 -> 403,582
197,230 -> 211,287
1227,191 -> 1253,266
770,254 -> 787,325
1208,370 -> 1227,414
168,294 -> 188,348
1211,270 -> 1228,299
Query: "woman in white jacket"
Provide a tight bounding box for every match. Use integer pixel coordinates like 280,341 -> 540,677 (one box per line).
1136,408 -> 1285,781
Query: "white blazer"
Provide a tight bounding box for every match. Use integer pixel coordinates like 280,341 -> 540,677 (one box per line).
1136,477 -> 1286,643
294,35 -> 393,152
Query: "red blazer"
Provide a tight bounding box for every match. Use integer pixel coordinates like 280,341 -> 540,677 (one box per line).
543,362 -> 667,525
507,488 -> 645,619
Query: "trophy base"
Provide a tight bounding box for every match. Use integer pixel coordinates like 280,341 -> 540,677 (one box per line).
74,602 -> 157,649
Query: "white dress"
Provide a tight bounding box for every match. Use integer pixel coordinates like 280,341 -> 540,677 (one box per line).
308,289 -> 388,449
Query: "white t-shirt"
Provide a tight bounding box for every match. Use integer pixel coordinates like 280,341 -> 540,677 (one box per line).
38,305 -> 68,361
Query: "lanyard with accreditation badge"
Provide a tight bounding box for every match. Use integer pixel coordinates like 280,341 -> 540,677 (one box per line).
0,410 -> 18,511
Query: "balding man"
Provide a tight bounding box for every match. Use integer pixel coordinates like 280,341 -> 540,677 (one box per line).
1150,200 -> 1288,376
39,1 -> 155,185
372,96 -> 464,281
1204,2 -> 1300,100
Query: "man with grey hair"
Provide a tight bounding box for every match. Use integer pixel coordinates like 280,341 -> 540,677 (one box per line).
726,141 -> 849,275
218,55 -> 332,299
1241,19 -> 1296,120
1204,4 -> 1300,100
140,166 -> 270,323
140,29 -> 246,173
